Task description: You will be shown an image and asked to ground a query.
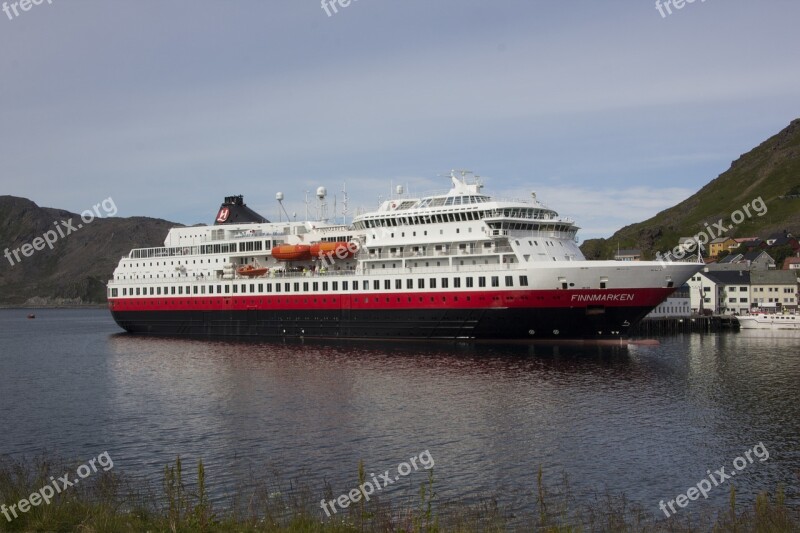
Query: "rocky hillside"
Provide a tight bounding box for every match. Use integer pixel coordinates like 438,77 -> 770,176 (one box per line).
0,196 -> 180,306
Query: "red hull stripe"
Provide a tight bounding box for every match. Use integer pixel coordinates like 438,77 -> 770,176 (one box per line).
108,288 -> 673,312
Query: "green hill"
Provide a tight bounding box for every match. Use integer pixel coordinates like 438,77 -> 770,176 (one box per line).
581,118 -> 800,259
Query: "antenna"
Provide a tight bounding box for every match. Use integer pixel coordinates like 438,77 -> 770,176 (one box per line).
341,182 -> 349,225
276,192 -> 290,222
317,186 -> 328,222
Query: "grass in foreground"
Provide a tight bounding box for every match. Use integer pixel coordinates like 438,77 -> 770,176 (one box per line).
0,457 -> 797,532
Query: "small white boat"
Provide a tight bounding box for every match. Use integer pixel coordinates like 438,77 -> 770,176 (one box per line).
736,312 -> 800,330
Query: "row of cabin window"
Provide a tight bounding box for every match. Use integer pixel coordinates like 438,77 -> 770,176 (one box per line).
116,275 -> 530,297
130,240 -> 268,259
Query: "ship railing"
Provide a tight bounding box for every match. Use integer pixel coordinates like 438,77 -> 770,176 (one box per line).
363,263 -> 523,274
364,246 -> 515,260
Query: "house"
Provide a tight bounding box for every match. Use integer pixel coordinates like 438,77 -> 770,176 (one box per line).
741,249 -> 776,270
709,250 -> 774,270
705,257 -> 748,272
646,284 -> 692,318
783,257 -> 800,270
708,237 -> 738,258
614,249 -> 641,261
687,270 -> 751,315
761,232 -> 799,251
749,270 -> 799,311
732,237 -> 761,250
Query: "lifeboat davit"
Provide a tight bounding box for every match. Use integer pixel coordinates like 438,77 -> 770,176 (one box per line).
237,265 -> 269,277
310,241 -> 357,259
271,244 -> 312,261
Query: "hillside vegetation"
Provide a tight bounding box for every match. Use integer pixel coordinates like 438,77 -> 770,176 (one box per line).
581,119 -> 800,259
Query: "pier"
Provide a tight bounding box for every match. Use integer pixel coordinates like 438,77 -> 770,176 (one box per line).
631,315 -> 740,336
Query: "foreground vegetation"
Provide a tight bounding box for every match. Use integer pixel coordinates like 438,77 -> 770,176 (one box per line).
0,456 -> 797,532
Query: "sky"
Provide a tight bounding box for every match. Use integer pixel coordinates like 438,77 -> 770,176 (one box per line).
1,0 -> 799,240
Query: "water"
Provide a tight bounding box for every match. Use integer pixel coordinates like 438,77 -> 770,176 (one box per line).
1,309 -> 798,521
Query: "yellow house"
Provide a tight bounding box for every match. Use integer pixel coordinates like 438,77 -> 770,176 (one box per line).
709,237 -> 737,258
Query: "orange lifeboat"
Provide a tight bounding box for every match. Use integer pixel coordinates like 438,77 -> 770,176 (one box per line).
310,241 -> 357,259
271,244 -> 312,261
237,265 -> 269,277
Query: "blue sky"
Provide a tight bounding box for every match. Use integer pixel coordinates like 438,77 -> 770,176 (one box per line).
1,0 -> 798,239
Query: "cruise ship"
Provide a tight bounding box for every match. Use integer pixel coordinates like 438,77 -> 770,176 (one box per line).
107,171 -> 702,340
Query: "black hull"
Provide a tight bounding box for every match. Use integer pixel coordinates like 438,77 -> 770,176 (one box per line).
110,306 -> 655,340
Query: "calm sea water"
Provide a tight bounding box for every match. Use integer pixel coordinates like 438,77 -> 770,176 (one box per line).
1,309 -> 798,520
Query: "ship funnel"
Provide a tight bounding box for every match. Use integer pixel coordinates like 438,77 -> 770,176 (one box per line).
214,195 -> 269,225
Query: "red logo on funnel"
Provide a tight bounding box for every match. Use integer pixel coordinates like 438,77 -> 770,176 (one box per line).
216,207 -> 230,223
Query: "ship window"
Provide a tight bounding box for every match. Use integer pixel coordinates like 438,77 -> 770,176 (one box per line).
232,285 -> 237,294
123,288 -> 127,296
351,281 -> 356,291
407,279 -> 413,289
363,280 -> 369,290
294,283 -> 300,292
442,278 -> 449,288
479,277 -> 487,288
241,284 -> 246,293
111,288 -> 118,297
454,277 -> 461,288
208,286 -> 213,294
395,279 -> 402,289
505,276 -> 513,287
285,283 -> 291,292
466,277 -> 473,288
430,278 -> 436,288
519,276 -> 528,286
172,287 -> 177,295
323,282 -> 329,291
201,286 -> 206,295
186,286 -> 191,294
418,278 -> 425,289
332,281 -> 338,290
491,277 -> 499,287
258,283 -> 263,292
178,286 -> 183,295
266,283 -> 272,293
374,280 -> 380,290
384,280 -> 391,290
275,283 -> 281,293
216,285 -> 222,293
303,282 -> 309,291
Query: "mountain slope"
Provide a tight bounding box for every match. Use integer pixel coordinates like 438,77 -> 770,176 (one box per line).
0,196 -> 180,305
581,119 -> 800,259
